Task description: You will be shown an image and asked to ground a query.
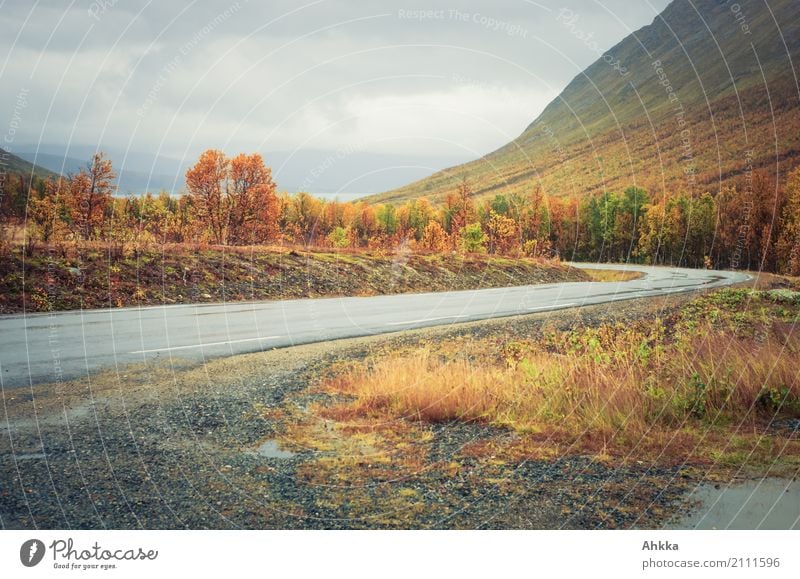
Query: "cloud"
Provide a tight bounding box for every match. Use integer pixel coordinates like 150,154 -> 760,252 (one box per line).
0,0 -> 671,192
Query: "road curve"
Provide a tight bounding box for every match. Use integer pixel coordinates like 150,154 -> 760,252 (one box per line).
0,263 -> 750,389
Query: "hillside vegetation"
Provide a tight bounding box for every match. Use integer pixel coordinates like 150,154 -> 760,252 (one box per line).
0,147 -> 58,181
369,0 -> 800,205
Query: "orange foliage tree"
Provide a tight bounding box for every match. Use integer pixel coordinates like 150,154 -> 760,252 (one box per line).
66,152 -> 116,240
186,150 -> 279,245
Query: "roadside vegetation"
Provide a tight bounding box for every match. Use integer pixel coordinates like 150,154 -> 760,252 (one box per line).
320,286 -> 800,467
0,243 -> 586,313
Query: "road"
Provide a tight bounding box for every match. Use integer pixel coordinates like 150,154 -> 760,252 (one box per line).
0,263 -> 750,389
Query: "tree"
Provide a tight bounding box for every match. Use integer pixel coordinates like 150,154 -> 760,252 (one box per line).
227,152 -> 279,244
685,192 -> 715,268
638,201 -> 667,264
186,150 -> 280,245
406,198 -> 435,241
487,210 -> 518,255
420,221 -> 448,252
776,167 -> 800,275
714,171 -> 783,270
186,149 -> 228,244
519,186 -> 547,247
286,191 -> 324,244
444,178 -> 476,239
352,202 -> 378,246
618,186 -> 649,261
552,197 -> 579,260
66,152 -> 115,240
29,177 -> 66,243
376,204 -> 398,237
489,194 -> 510,216
459,223 -> 487,254
327,226 -> 350,248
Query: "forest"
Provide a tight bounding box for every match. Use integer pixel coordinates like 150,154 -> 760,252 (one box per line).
1,149 -> 799,275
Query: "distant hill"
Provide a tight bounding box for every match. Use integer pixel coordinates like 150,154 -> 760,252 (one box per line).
16,148 -> 187,196
0,148 -> 59,181
368,0 -> 800,205
15,152 -> 85,176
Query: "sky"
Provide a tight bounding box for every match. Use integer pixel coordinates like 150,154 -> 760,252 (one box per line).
0,0 -> 672,196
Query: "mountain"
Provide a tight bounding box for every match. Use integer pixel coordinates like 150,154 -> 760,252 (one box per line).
368,0 -> 800,205
16,145 -> 190,196
0,148 -> 59,180
15,152 -> 85,176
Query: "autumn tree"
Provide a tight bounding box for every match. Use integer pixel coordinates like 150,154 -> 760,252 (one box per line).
551,197 -> 579,260
12,142 -> 800,272
327,226 -> 350,248
186,149 -> 228,244
684,192 -> 715,268
486,210 -> 517,255
444,178 -> 476,240
227,153 -> 279,244
714,171 -> 783,270
401,198 -> 436,241
66,152 -> 116,240
186,150 -> 279,245
615,186 -> 649,261
376,204 -> 398,236
167,195 -> 195,242
420,221 -> 448,252
351,202 -> 378,245
519,186 -> 546,246
285,191 -> 324,244
29,177 -> 66,243
776,167 -> 800,275
547,196 -> 567,259
637,200 -> 666,264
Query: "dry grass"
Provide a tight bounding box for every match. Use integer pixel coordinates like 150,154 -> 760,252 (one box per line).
745,271 -> 800,291
324,320 -> 800,442
580,268 -> 644,282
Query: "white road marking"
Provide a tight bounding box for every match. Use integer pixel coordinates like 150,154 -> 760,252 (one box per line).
526,302 -> 578,311
130,335 -> 282,354
388,314 -> 470,326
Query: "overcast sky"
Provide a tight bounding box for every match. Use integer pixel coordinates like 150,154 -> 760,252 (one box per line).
1,0 -> 672,194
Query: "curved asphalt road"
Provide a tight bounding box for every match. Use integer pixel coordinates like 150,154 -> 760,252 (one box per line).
0,263 -> 750,389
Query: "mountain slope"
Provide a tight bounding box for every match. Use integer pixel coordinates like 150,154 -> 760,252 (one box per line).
368,0 -> 800,205
0,148 -> 59,180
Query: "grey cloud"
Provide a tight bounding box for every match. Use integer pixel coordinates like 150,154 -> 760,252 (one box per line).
0,0 -> 671,194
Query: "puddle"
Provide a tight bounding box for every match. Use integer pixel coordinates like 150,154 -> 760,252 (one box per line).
670,478 -> 800,529
14,453 -> 47,461
0,451 -> 47,461
256,439 -> 295,459
0,402 -> 98,432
